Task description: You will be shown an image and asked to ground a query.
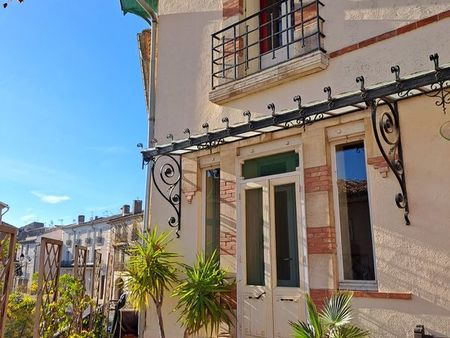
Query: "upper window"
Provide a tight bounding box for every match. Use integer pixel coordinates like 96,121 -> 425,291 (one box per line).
334,141 -> 376,283
205,169 -> 221,257
211,0 -> 325,89
242,151 -> 299,179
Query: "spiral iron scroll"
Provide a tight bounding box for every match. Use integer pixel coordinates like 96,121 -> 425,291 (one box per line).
425,81 -> 450,114
151,154 -> 182,237
370,100 -> 410,225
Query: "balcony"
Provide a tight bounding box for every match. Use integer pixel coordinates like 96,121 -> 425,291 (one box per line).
114,232 -> 128,245
210,0 -> 327,103
61,260 -> 73,268
114,262 -> 126,271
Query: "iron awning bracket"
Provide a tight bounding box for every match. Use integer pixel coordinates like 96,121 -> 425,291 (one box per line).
370,99 -> 410,225
150,154 -> 182,237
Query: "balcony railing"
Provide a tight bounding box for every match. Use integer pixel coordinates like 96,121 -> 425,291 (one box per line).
114,262 -> 126,271
211,0 -> 325,89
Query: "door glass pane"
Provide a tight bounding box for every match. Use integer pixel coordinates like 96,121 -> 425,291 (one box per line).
274,183 -> 299,287
336,142 -> 375,281
246,188 -> 265,286
205,169 -> 220,258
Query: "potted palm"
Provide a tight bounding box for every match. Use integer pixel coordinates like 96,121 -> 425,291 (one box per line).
173,251 -> 235,338
290,292 -> 370,338
125,228 -> 179,338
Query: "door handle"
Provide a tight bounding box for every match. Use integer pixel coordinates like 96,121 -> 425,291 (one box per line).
280,298 -> 294,302
248,291 -> 266,300
281,257 -> 293,261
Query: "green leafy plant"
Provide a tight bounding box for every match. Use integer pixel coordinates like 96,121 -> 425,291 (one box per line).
125,227 -> 179,338
173,251 -> 235,338
5,291 -> 35,338
290,292 -> 370,338
30,272 -> 39,295
41,274 -> 93,338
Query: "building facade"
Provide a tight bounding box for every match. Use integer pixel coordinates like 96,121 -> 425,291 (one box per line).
59,200 -> 143,298
138,1 -> 450,337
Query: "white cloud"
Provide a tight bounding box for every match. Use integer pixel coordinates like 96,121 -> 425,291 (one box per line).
31,191 -> 70,204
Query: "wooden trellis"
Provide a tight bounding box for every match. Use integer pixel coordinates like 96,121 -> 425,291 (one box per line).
103,252 -> 114,336
33,237 -> 62,338
73,245 -> 87,287
104,252 -> 114,310
73,245 -> 87,333
89,250 -> 102,329
0,223 -> 17,338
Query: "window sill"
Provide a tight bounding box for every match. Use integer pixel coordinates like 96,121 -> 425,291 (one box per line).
341,290 -> 413,300
209,50 -> 329,104
339,280 -> 378,291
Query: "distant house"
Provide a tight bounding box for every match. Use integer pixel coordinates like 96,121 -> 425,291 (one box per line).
58,200 -> 143,300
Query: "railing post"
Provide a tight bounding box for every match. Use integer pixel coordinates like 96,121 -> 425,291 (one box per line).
222,36 -> 226,79
316,0 -> 321,50
211,34 -> 214,89
285,0 -> 290,59
271,12 -> 275,59
300,0 -> 305,47
245,25 -> 249,70
233,25 -> 237,80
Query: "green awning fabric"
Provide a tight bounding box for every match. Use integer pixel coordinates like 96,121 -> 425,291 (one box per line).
120,0 -> 158,20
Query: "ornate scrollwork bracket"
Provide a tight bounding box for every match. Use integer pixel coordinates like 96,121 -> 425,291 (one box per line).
425,53 -> 450,114
151,154 -> 182,237
370,99 -> 410,225
285,95 -> 324,130
197,122 -> 225,152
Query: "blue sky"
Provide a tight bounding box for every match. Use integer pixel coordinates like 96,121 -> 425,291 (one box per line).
0,1 -> 149,226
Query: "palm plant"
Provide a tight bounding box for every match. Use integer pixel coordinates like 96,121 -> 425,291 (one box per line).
173,251 -> 235,338
290,292 -> 370,338
125,227 -> 179,338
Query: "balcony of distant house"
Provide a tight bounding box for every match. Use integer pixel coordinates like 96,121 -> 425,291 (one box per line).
210,0 -> 327,103
114,261 -> 127,271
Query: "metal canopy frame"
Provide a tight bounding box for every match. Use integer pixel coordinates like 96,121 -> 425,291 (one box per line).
142,54 -> 450,232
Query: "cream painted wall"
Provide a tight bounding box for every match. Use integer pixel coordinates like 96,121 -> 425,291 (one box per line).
153,1 -> 450,144
145,1 -> 450,337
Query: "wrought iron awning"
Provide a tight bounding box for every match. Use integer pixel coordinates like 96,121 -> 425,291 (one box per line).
143,54 -> 450,236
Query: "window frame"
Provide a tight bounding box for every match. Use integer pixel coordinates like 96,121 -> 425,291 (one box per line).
201,165 -> 221,257
331,135 -> 378,291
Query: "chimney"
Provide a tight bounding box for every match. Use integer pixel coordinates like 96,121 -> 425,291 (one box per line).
78,215 -> 85,224
133,200 -> 143,214
121,205 -> 130,216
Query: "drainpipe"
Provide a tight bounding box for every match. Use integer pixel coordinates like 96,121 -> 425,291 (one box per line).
144,17 -> 157,233
135,1 -> 158,335
139,18 -> 157,337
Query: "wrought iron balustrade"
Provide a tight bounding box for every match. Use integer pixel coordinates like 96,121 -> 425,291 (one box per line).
211,0 -> 325,89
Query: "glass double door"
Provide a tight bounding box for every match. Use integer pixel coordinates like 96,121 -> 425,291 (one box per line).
240,176 -> 306,338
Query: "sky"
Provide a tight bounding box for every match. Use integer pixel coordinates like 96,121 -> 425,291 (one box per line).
0,1 -> 149,227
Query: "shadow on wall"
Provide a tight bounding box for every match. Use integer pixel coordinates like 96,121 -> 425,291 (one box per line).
338,0 -> 450,22
353,225 -> 450,337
